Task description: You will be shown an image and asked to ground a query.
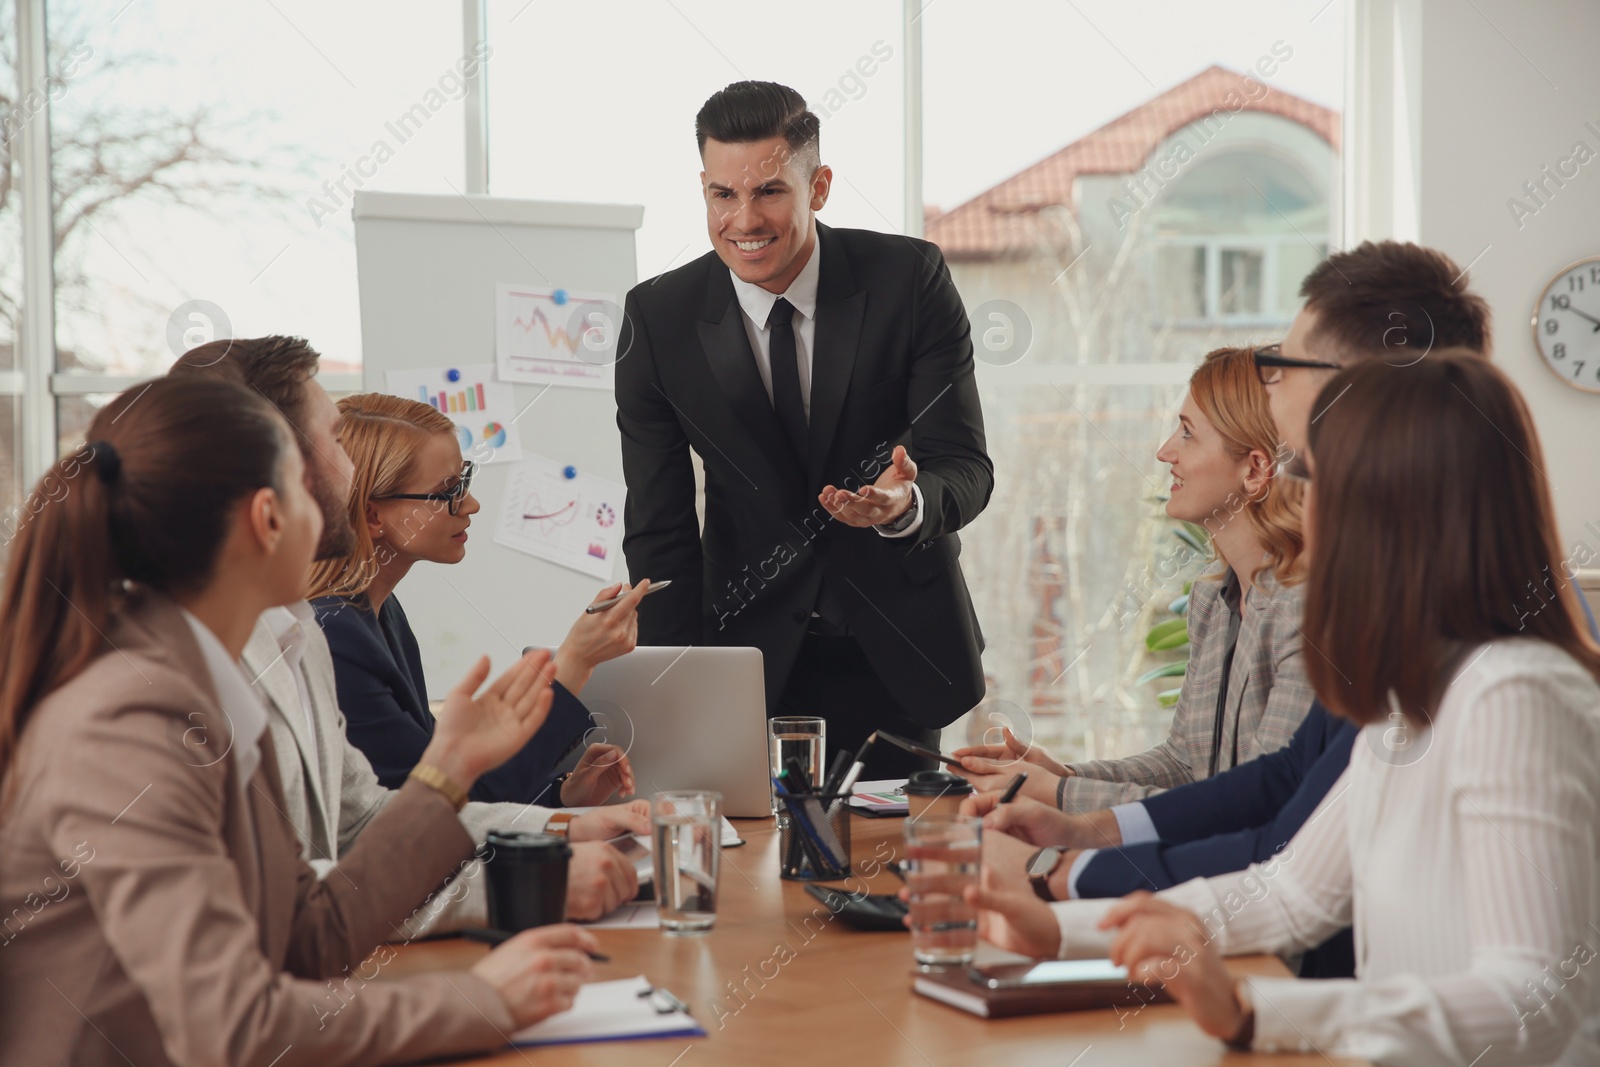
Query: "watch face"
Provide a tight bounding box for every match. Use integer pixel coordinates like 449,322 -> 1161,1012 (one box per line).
1028,847 -> 1060,877
1532,257 -> 1600,394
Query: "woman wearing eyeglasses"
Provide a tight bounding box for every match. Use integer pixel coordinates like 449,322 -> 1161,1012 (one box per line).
308,394 -> 649,806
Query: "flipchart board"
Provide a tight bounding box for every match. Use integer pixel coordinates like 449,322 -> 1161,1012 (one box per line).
352,190 -> 644,700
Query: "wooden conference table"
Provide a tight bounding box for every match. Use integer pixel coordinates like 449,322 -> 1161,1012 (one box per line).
387,815 -> 1366,1066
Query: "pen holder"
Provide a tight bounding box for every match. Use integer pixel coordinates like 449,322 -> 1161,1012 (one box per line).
777,793 -> 851,880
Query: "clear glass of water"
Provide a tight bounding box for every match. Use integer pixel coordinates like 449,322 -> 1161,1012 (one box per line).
768,716 -> 825,814
903,814 -> 982,970
650,790 -> 722,934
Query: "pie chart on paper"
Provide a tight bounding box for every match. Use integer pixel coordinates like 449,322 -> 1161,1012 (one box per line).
483,421 -> 508,448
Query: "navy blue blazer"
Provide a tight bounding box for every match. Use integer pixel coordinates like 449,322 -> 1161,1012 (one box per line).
312,594 -> 593,805
1077,701 -> 1357,977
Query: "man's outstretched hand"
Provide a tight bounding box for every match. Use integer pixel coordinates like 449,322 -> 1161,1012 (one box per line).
819,445 -> 917,528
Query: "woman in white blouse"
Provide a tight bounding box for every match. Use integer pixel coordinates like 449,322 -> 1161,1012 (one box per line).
968,351 -> 1600,1066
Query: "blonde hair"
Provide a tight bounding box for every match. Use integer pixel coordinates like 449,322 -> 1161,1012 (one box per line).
1187,346 -> 1305,586
305,393 -> 457,600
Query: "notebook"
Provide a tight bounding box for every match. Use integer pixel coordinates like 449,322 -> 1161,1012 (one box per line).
849,778 -> 910,816
510,975 -> 705,1047
913,961 -> 1173,1019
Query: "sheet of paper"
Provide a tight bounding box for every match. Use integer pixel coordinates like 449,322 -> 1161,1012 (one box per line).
582,899 -> 660,930
492,454 -> 626,580
495,283 -> 621,391
383,363 -> 523,465
509,975 -> 703,1046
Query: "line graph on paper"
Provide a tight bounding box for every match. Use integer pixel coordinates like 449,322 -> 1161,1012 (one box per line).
494,455 -> 627,580
495,283 -> 620,390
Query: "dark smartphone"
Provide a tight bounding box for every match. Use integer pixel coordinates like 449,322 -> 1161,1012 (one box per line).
967,959 -> 1131,990
803,884 -> 910,932
875,731 -> 966,770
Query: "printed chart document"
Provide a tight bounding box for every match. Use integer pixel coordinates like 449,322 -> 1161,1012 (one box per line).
509,975 -> 704,1047
492,454 -> 627,579
495,283 -> 621,391
383,363 -> 523,465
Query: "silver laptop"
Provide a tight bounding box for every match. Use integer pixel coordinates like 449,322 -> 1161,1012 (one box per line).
577,646 -> 771,817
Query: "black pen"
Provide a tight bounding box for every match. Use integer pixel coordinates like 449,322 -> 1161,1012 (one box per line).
998,773 -> 1028,805
819,750 -> 850,797
461,927 -> 611,961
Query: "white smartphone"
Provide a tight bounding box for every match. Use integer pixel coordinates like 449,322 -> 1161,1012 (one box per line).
967,958 -> 1131,990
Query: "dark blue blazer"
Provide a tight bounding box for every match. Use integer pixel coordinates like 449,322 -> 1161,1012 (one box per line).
312,594 -> 593,806
1075,701 -> 1357,977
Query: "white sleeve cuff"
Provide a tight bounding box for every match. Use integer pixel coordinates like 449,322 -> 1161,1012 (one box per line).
1064,848 -> 1098,899
1049,898 -> 1119,958
1110,801 -> 1160,845
874,481 -> 924,538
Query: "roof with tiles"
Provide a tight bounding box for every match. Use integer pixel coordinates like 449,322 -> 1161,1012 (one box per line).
924,65 -> 1339,262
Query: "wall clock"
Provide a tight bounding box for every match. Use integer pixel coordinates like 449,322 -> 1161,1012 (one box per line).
1532,256 -> 1600,393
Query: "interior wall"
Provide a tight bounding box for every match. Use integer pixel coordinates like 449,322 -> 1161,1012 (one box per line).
1412,0 -> 1600,557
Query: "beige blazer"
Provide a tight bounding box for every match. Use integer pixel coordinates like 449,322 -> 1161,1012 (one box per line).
0,590 -> 516,1066
242,608 -> 554,936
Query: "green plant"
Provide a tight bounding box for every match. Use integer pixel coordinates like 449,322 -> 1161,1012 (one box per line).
1138,521 -> 1210,706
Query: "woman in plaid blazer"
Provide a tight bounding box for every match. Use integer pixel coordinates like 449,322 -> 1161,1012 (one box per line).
959,346 -> 1315,809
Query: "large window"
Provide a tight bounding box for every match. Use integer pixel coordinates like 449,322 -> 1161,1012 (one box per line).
485,0 -> 903,286
43,0 -> 469,446
924,0 -> 1342,761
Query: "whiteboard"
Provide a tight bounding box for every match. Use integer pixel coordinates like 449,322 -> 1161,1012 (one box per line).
352,190 -> 644,700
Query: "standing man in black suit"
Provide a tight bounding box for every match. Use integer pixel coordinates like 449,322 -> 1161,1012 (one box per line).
615,81 -> 992,778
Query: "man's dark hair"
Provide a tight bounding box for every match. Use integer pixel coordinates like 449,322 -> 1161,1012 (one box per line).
168,335 -> 322,448
1299,241 -> 1492,361
695,80 -> 820,164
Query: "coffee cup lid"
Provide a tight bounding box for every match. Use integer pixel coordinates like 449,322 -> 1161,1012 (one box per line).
484,830 -> 572,857
902,770 -> 974,796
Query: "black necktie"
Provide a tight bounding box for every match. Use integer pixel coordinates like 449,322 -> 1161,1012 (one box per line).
767,298 -> 808,462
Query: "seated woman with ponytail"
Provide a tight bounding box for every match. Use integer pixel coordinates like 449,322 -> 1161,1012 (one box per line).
309,393 -> 649,807
0,377 -> 604,1066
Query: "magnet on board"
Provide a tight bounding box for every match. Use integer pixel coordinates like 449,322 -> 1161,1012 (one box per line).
563,465 -> 578,479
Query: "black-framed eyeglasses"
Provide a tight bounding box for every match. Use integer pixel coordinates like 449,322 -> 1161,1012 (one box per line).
374,460 -> 476,516
1253,343 -> 1342,385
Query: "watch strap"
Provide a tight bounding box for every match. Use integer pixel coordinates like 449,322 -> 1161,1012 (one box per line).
545,811 -> 578,838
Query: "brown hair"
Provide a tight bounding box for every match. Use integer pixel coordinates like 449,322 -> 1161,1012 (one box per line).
1301,351 -> 1600,725
1187,346 -> 1305,585
0,377 -> 290,783
305,393 -> 456,600
1299,241 -> 1492,362
169,335 -> 322,449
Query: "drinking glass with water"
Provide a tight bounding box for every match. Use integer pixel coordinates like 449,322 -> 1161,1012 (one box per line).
767,716 -> 825,813
650,790 -> 722,933
902,814 -> 982,969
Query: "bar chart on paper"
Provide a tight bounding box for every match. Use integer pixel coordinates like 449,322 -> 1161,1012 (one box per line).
495,283 -> 620,390
383,363 -> 523,464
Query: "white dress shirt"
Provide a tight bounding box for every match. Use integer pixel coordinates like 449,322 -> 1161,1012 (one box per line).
1047,638 -> 1600,1065
179,608 -> 271,786
728,233 -> 923,539
258,603 -> 319,768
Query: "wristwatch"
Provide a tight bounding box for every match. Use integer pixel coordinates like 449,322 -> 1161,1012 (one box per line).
1027,846 -> 1066,902
878,490 -> 919,533
545,811 -> 577,839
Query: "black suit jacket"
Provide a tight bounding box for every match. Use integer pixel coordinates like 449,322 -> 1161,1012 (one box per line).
616,223 -> 992,729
